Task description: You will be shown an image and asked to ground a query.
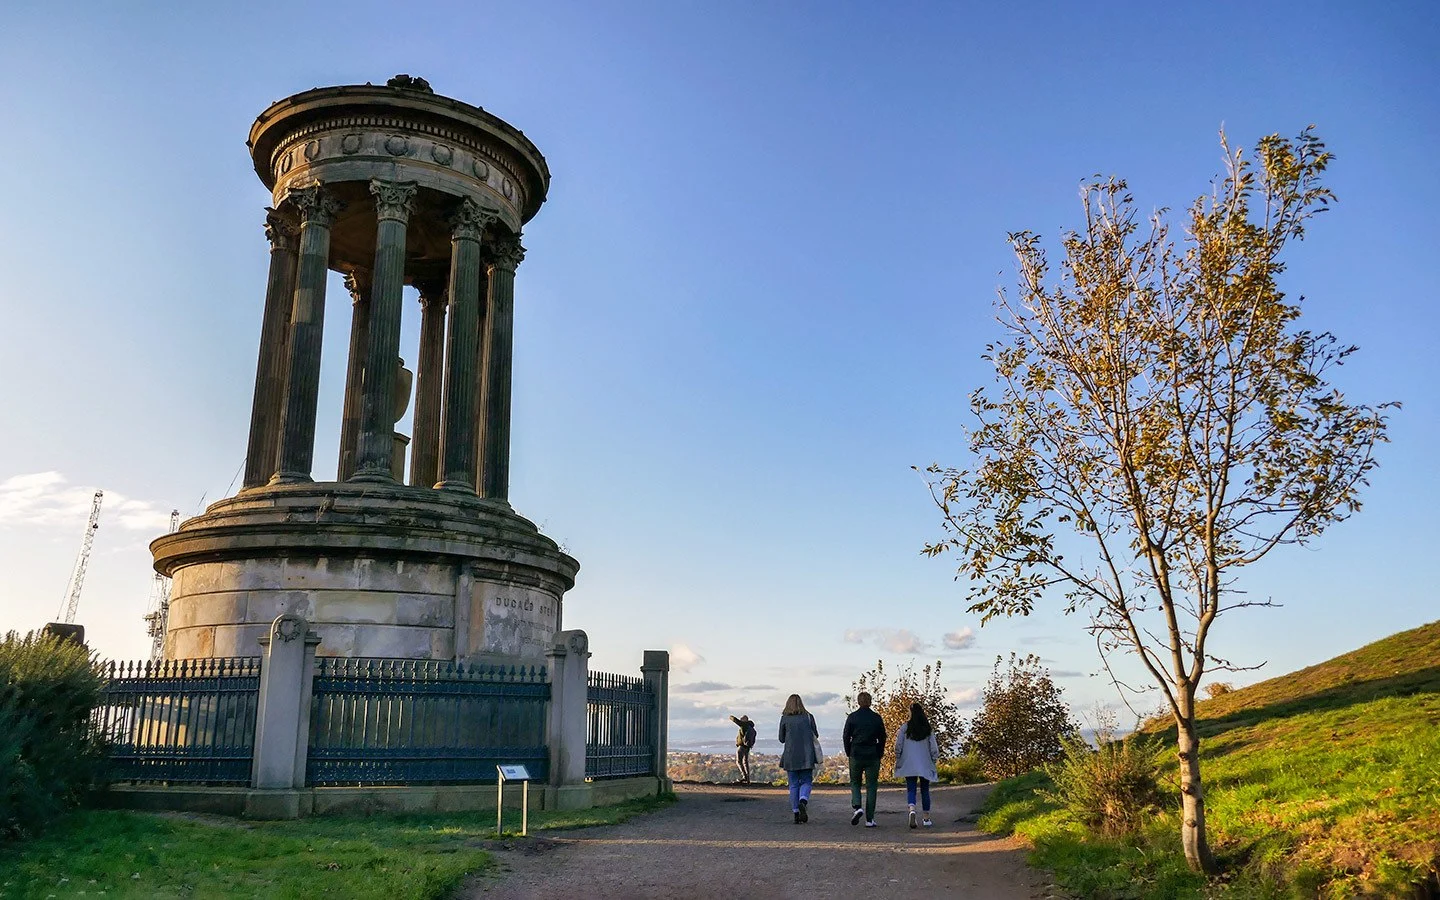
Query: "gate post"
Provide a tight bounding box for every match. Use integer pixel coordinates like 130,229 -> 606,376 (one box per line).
247,614 -> 320,818
641,650 -> 671,793
546,629 -> 592,810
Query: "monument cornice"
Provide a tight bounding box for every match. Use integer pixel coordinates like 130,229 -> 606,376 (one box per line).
249,85 -> 549,223
151,483 -> 579,591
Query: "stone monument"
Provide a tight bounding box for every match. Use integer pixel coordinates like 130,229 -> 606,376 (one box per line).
152,76 -> 578,664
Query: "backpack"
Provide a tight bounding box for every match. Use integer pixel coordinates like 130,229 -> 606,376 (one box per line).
743,723 -> 757,748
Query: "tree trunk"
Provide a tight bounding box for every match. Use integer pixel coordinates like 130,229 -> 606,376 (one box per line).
1176,720 -> 1217,873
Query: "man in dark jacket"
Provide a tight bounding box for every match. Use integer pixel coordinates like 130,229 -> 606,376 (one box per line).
842,692 -> 887,826
729,714 -> 756,783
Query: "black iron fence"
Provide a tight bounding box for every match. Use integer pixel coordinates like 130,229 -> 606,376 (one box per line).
586,671 -> 656,779
92,657 -> 261,785
306,658 -> 550,786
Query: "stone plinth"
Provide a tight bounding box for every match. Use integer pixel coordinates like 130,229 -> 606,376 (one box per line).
152,484 -> 577,663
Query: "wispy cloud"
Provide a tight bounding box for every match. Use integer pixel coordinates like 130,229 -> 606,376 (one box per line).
843,628 -> 931,654
808,691 -> 841,707
0,472 -> 173,533
942,627 -> 976,651
669,643 -> 705,673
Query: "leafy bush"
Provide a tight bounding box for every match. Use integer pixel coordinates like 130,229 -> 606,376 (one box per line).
1204,681 -> 1235,698
0,630 -> 106,841
936,753 -> 988,784
964,653 -> 1078,779
1043,711 -> 1166,836
848,659 -> 964,778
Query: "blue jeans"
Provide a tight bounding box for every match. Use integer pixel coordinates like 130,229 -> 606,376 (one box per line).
787,768 -> 813,812
905,776 -> 931,811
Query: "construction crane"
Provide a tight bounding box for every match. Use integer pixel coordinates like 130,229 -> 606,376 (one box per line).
143,509 -> 181,660
56,490 -> 103,624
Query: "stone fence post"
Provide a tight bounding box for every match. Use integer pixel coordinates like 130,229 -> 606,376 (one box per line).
248,614 -> 320,818
641,650 -> 671,793
545,629 -> 592,810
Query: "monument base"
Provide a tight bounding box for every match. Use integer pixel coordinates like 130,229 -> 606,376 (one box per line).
151,482 -> 579,663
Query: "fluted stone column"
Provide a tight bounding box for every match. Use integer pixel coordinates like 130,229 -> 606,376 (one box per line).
352,179 -> 417,483
471,272 -> 490,490
437,200 -> 495,491
242,209 -> 299,489
479,233 -> 524,501
409,282 -> 447,488
336,271 -> 372,481
271,184 -> 341,485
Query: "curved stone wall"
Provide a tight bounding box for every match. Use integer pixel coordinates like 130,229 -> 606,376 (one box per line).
154,484 -> 576,663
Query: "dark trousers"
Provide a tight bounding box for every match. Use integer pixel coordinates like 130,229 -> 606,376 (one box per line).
905,776 -> 931,811
849,756 -> 880,820
736,745 -> 750,781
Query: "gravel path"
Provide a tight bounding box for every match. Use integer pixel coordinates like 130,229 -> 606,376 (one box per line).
465,783 -> 1061,899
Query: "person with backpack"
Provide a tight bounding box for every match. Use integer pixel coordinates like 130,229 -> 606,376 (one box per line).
778,694 -> 821,824
843,691 -> 887,827
729,714 -> 757,783
894,702 -> 940,828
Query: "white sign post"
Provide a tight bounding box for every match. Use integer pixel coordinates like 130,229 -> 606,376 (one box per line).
496,764 -> 532,836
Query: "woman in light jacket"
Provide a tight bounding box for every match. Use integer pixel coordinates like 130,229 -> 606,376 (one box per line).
778,693 -> 819,824
894,702 -> 940,828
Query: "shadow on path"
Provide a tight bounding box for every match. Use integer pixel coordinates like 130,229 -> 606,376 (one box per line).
466,783 -> 1065,900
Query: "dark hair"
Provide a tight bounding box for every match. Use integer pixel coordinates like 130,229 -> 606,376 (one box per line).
905,702 -> 932,741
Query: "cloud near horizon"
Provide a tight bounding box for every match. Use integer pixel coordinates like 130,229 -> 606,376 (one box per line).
674,680 -> 733,693
0,471 -> 173,533
949,687 -> 981,706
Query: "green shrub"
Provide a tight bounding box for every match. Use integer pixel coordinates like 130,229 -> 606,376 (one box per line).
0,630 -> 106,841
1043,725 -> 1166,837
936,754 -> 988,784
964,653 -> 1079,779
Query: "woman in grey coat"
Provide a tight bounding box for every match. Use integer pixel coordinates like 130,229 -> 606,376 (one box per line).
778,694 -> 819,823
894,702 -> 940,828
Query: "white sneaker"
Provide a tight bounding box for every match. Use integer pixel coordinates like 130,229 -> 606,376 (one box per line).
909,810 -> 918,829
922,817 -> 933,827
865,820 -> 877,827
850,808 -> 864,826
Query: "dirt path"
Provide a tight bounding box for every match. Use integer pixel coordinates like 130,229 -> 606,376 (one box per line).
465,783 -> 1063,899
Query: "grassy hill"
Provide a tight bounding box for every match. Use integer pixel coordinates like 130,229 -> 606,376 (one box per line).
978,620 -> 1440,898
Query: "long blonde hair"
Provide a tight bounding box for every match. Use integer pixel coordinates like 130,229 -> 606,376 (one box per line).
782,694 -> 808,717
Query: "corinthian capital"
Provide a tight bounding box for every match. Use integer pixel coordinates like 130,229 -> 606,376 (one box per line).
343,270 -> 372,305
415,279 -> 447,307
263,207 -> 300,251
449,198 -> 499,243
484,233 -> 526,272
283,183 -> 343,227
370,179 -> 418,223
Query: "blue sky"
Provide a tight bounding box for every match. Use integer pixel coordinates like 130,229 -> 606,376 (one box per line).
1,1 -> 1436,751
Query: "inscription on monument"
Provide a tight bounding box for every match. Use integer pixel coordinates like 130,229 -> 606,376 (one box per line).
473,581 -> 560,660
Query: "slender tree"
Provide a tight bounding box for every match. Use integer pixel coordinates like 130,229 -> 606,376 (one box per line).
921,129 -> 1393,873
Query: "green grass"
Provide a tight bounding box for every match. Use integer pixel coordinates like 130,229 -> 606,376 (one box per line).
978,620 -> 1440,899
0,795 -> 674,900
